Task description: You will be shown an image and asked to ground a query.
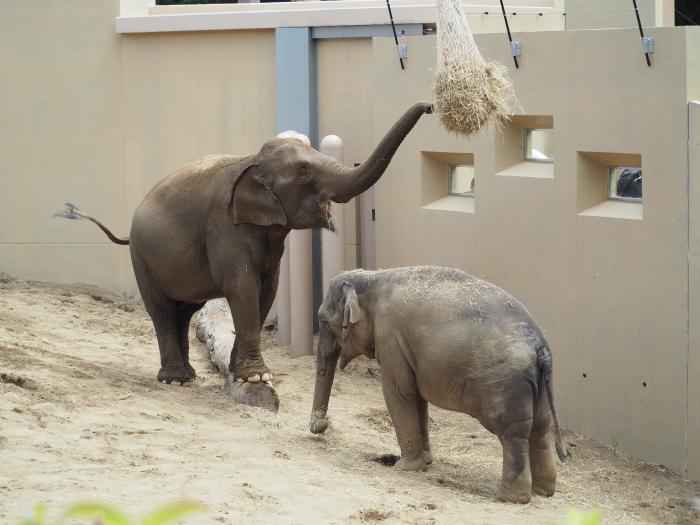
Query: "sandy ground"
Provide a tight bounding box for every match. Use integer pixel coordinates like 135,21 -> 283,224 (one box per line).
1,275 -> 699,525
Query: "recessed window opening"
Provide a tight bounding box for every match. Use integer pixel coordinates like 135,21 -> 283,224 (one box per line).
448,164 -> 475,197
524,129 -> 553,162
609,167 -> 642,201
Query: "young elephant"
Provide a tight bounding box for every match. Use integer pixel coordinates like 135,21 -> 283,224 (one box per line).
309,266 -> 569,504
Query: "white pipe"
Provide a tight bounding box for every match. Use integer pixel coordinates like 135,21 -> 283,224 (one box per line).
289,228 -> 313,357
277,237 -> 291,346
276,131 -> 313,357
275,130 -> 310,347
320,135 -> 345,298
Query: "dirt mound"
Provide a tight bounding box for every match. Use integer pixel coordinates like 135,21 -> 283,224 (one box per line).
1,278 -> 699,524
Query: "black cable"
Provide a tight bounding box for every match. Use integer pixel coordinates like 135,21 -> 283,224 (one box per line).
385,0 -> 405,70
632,0 -> 652,67
499,0 -> 519,68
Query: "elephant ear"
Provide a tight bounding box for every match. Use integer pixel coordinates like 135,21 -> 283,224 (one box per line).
341,283 -> 361,342
231,164 -> 288,226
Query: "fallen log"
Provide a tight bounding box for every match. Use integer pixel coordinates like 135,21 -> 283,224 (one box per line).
195,299 -> 235,375
195,299 -> 280,412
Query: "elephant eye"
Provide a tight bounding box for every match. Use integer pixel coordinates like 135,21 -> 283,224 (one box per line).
319,318 -> 329,328
298,165 -> 312,179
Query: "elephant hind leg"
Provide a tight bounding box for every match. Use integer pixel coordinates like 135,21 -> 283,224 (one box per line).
529,398 -> 557,497
176,302 -> 205,378
134,267 -> 191,385
417,396 -> 433,464
149,300 -> 192,385
489,380 -> 535,503
496,417 -> 533,504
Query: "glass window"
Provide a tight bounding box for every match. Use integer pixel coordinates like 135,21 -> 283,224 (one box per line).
524,129 -> 554,161
448,164 -> 475,197
609,167 -> 642,201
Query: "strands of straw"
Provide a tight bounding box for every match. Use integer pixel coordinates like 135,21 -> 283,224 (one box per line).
434,0 -> 517,136
318,201 -> 334,230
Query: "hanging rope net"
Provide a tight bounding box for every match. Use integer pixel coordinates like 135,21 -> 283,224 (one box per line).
434,0 -> 516,136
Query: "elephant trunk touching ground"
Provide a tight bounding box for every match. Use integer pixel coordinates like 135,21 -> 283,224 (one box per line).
308,266 -> 570,503
309,330 -> 339,434
328,102 -> 433,203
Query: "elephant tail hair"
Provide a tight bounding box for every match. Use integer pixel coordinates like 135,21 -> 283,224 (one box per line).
53,203 -> 129,246
536,344 -> 570,462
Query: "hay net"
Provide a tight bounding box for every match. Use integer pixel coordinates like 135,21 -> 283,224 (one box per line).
434,0 -> 517,136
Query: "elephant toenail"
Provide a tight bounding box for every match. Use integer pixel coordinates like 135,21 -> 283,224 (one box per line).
248,374 -> 261,383
261,373 -> 271,382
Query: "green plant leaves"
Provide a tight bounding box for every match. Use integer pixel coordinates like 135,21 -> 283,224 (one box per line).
20,504 -> 47,525
20,500 -> 205,525
63,503 -> 131,525
564,508 -> 603,525
140,501 -> 205,525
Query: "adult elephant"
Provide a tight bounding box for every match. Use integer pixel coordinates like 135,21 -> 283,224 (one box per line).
56,102 -> 433,410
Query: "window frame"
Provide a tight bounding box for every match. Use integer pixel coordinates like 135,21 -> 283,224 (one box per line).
447,163 -> 475,198
523,128 -> 554,163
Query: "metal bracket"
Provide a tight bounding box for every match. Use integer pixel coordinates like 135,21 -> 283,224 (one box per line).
511,41 -> 522,58
643,36 -> 654,54
397,44 -> 408,60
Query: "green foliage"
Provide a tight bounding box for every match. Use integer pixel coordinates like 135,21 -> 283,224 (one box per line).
20,504 -> 47,525
20,501 -> 204,525
610,436 -> 620,454
140,502 -> 206,525
563,509 -> 603,525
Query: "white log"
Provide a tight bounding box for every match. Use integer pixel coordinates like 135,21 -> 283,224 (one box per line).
195,298 -> 235,377
195,300 -> 280,411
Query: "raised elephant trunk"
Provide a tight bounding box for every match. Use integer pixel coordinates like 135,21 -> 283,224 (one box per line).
309,330 -> 340,434
329,102 -> 433,203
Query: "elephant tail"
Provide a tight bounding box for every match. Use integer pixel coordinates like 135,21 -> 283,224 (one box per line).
53,203 -> 129,246
536,344 -> 570,462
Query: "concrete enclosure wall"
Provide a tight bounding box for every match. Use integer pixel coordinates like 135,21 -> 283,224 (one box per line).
371,27 -> 700,479
1,0 -> 276,293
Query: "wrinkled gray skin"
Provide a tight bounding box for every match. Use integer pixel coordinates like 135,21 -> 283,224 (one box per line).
310,266 -> 570,503
58,103 -> 433,410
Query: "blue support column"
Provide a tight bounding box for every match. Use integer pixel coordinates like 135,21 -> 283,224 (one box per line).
275,27 -> 321,342
275,27 -> 317,145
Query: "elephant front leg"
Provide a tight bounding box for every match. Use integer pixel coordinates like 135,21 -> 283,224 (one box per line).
381,363 -> 427,472
223,275 -> 279,411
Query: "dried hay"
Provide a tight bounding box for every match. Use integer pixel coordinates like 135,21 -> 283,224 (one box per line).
434,0 -> 517,136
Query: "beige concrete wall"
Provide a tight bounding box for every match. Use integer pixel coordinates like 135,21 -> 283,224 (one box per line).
564,0 -> 669,30
371,27 -> 696,477
688,101 -> 700,481
0,2 -> 275,294
120,28 -> 276,292
317,38 -> 374,270
687,29 -> 700,481
0,0 -> 129,291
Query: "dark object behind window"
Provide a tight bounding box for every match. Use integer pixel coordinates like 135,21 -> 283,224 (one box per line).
676,0 -> 700,26
616,168 -> 642,199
